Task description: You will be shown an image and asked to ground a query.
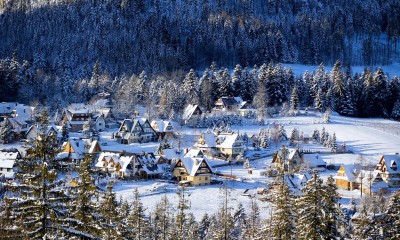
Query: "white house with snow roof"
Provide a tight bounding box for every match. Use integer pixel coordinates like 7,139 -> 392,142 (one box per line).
182,104 -> 202,126
0,149 -> 21,179
194,130 -> 245,158
25,124 -> 61,143
150,120 -> 181,139
375,153 -> 400,187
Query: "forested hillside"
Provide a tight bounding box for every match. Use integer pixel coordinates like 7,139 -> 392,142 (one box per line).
0,0 -> 400,118
1,0 -> 400,77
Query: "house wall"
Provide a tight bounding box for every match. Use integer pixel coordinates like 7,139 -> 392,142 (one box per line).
64,142 -> 75,153
96,118 -> 105,131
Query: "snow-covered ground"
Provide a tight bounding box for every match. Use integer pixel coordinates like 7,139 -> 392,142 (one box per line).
110,113 -> 400,219
1,113 -> 399,219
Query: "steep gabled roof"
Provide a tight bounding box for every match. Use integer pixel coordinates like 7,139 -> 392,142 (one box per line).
178,156 -> 213,176
182,104 -> 202,120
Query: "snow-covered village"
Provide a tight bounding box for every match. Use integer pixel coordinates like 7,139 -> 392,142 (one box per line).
1,0 -> 400,239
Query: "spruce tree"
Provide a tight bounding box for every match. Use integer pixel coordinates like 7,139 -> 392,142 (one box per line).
269,182 -> 296,240
391,100 -> 400,120
99,183 -> 122,239
64,155 -> 102,238
61,120 -> 69,143
152,194 -> 173,240
290,85 -> 300,113
127,188 -> 148,240
296,171 -> 329,240
0,118 -> 14,144
383,192 -> 400,239
323,176 -> 344,239
175,186 -> 190,240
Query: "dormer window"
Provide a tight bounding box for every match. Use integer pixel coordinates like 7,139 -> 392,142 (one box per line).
391,160 -> 397,171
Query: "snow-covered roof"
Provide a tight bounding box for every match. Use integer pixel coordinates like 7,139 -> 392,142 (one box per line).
284,172 -> 310,189
195,132 -> 217,148
303,154 -> 327,168
382,154 -> 400,174
0,159 -> 15,169
162,149 -> 184,160
151,120 -> 180,133
95,152 -> 135,173
336,164 -> 360,182
140,164 -> 164,175
0,102 -> 18,114
218,134 -> 242,148
177,154 -> 213,176
182,104 -> 201,120
288,149 -> 300,160
0,151 -> 20,161
184,149 -> 204,158
12,104 -> 34,122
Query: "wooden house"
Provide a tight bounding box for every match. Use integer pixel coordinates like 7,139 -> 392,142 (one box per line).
238,101 -> 257,117
172,154 -> 213,186
182,104 -> 202,126
272,148 -> 304,172
151,120 -> 180,139
335,164 -> 360,190
61,108 -> 93,132
194,130 -> 245,158
213,97 -> 243,111
375,153 -> 400,187
25,124 -> 61,143
115,118 -> 158,144
56,139 -> 102,164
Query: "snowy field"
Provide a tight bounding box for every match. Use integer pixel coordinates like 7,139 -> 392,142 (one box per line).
109,113 -> 400,219
1,113 -> 399,219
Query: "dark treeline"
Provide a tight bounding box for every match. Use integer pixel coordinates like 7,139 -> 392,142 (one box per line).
1,57 -> 400,120
0,0 -> 400,78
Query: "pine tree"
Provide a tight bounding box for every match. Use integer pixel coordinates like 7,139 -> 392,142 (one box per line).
152,194 -> 173,240
0,118 -> 14,144
61,120 -> 69,143
383,192 -> 400,239
242,197 -> 260,239
330,60 -> 346,113
199,69 -> 215,112
127,188 -> 148,239
0,197 -> 19,238
312,129 -> 320,142
323,108 -> 331,123
63,155 -> 102,238
6,161 -> 70,238
198,213 -> 211,240
99,183 -> 122,239
253,77 -> 268,120
268,182 -> 296,240
183,69 -> 200,106
232,203 -> 246,239
331,133 -> 337,153
296,171 -> 329,240
391,100 -> 400,120
175,186 -> 190,240
323,176 -> 344,239
290,85 -> 300,113
89,60 -> 100,96
290,128 -> 299,146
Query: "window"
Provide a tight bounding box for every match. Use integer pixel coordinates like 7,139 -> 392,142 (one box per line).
205,177 -> 208,180
199,177 -> 201,180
